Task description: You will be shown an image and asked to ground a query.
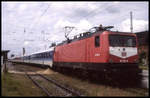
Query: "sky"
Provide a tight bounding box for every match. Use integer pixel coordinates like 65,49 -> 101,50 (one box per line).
2,1 -> 149,58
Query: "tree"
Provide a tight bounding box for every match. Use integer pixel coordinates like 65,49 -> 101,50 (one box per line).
139,51 -> 146,64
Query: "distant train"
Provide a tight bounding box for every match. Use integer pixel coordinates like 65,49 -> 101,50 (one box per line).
12,25 -> 142,78
12,47 -> 54,68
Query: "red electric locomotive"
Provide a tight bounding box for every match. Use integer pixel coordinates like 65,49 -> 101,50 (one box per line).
53,25 -> 142,78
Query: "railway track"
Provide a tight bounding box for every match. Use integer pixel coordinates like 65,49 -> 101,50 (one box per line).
8,62 -> 148,96
9,62 -> 83,96
25,70 -> 82,96
26,73 -> 52,96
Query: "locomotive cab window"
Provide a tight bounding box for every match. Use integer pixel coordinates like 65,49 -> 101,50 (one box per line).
95,36 -> 100,47
109,34 -> 136,47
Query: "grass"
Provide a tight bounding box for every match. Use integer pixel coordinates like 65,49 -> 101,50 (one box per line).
1,68 -> 148,96
2,72 -> 46,96
46,71 -> 149,96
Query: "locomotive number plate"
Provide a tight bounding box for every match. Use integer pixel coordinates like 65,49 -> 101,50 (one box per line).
95,53 -> 100,56
120,59 -> 128,62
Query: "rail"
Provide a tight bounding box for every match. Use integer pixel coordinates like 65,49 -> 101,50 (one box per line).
26,71 -> 83,96
26,73 -> 52,96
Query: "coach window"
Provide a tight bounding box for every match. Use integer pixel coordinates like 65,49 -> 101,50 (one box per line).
47,53 -> 49,58
45,53 -> 47,58
46,53 -> 48,58
95,35 -> 100,47
49,52 -> 51,57
46,53 -> 47,58
44,53 -> 46,58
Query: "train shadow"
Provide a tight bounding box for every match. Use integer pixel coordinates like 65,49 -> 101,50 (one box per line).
54,67 -> 144,89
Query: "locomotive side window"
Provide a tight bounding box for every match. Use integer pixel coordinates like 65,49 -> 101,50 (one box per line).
95,36 -> 100,47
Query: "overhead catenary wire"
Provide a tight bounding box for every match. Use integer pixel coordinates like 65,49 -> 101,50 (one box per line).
10,3 -> 129,36
61,4 -> 116,35
76,3 -> 130,27
12,3 -> 51,48
3,3 -> 47,36
6,3 -> 135,55
29,3 -> 51,32
25,3 -> 51,50
64,3 -> 131,40
62,4 -> 109,34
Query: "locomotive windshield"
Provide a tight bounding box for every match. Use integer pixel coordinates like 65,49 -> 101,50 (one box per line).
109,34 -> 136,47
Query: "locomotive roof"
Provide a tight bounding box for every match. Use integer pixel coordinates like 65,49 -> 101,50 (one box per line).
56,30 -> 136,46
57,30 -> 104,46
57,25 -> 113,46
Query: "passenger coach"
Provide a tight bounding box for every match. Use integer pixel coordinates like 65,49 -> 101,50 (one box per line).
13,47 -> 54,67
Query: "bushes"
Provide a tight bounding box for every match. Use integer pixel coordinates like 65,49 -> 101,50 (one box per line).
139,51 -> 148,66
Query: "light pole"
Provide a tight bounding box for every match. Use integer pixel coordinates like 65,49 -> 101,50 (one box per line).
130,11 -> 133,33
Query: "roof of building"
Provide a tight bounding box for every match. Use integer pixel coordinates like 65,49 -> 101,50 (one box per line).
1,50 -> 10,54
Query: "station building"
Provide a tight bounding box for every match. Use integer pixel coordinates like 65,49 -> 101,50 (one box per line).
1,50 -> 10,69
